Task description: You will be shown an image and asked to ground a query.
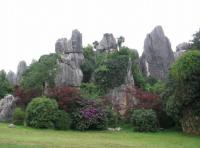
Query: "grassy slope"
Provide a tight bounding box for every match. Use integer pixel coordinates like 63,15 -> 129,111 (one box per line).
0,123 -> 199,148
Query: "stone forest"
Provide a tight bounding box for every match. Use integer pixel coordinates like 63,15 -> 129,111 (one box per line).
0,26 -> 200,147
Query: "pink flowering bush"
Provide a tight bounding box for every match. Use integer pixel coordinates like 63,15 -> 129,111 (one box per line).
71,99 -> 107,131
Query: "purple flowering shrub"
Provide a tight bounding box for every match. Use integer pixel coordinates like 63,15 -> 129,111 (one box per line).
71,99 -> 107,131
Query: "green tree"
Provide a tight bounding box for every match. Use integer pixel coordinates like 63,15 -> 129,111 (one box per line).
81,45 -> 96,82
0,70 -> 13,98
20,53 -> 59,93
164,50 -> 200,125
191,28 -> 200,50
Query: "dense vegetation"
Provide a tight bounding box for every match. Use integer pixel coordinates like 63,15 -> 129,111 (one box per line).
163,50 -> 200,133
0,29 -> 200,139
0,70 -> 13,98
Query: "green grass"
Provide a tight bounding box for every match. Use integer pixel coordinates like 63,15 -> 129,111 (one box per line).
0,123 -> 199,148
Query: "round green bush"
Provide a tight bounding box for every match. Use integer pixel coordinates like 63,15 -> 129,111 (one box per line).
25,97 -> 58,128
106,107 -> 119,128
131,109 -> 158,132
54,110 -> 71,130
13,107 -> 25,125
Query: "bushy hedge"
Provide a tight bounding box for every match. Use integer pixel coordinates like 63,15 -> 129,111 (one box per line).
131,109 -> 158,132
13,107 -> 25,125
106,107 -> 119,128
25,97 -> 58,128
54,110 -> 71,130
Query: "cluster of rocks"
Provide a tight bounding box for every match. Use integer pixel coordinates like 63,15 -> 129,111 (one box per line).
174,42 -> 191,60
55,30 -> 84,87
6,61 -> 27,86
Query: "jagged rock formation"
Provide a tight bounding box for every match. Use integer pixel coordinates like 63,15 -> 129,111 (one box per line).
16,61 -> 27,85
174,42 -> 191,60
106,85 -> 138,116
140,26 -> 174,80
6,71 -> 16,86
0,95 -> 17,122
105,56 -> 135,116
95,33 -> 118,52
55,29 -> 84,87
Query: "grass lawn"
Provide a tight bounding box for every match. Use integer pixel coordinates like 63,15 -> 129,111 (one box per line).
0,123 -> 199,148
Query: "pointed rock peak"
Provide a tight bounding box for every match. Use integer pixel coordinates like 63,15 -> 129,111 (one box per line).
72,29 -> 81,34
151,25 -> 165,38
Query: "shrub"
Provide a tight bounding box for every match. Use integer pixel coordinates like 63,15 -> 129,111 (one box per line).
106,107 -> 119,128
54,110 -> 71,130
80,83 -> 101,100
49,86 -> 80,112
13,107 -> 25,125
14,86 -> 41,108
71,98 -> 107,131
25,97 -> 58,129
131,109 -> 158,132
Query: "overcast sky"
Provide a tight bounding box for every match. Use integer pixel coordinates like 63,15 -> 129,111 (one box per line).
1,0 -> 200,73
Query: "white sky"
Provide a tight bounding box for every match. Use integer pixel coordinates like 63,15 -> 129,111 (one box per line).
0,0 -> 200,73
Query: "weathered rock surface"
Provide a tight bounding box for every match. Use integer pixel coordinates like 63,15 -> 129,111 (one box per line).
105,57 -> 136,116
55,30 -> 84,87
125,58 -> 135,85
106,85 -> 138,116
6,71 -> 16,86
140,26 -> 175,80
0,95 -> 17,122
16,61 -> 27,85
96,33 -> 118,52
174,42 -> 191,60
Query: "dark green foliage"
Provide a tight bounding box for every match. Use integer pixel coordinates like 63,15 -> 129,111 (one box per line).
21,53 -> 59,93
54,110 -> 71,130
191,28 -> 200,50
106,107 -> 119,128
80,83 -> 101,99
164,51 -> 200,127
81,45 -> 96,82
94,55 -> 129,92
146,80 -> 165,95
25,97 -> 58,129
131,109 -> 158,132
156,110 -> 175,129
117,47 -> 146,88
0,70 -> 13,98
13,107 -> 25,125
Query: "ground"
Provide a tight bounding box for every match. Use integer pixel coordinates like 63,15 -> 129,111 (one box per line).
0,123 -> 199,148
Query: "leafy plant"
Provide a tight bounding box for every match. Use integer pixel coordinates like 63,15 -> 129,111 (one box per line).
25,97 -> 58,128
13,107 -> 25,125
54,110 -> 71,130
80,83 -> 101,100
131,109 -> 158,132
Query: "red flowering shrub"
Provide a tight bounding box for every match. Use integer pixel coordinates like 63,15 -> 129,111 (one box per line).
48,86 -> 81,112
14,86 -> 41,108
126,86 -> 160,110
